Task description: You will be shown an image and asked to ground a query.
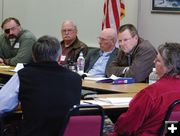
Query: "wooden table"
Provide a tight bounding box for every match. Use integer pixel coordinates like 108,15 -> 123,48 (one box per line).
82,79 -> 148,94
0,66 -> 15,83
0,65 -> 15,76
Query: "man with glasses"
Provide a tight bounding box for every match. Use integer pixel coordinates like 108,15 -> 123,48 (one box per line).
84,28 -> 118,77
60,20 -> 88,68
0,17 -> 36,66
106,24 -> 157,82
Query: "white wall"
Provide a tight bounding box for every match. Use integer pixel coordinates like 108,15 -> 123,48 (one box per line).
0,0 -> 138,47
138,0 -> 180,48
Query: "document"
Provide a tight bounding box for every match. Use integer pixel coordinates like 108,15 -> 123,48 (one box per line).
81,97 -> 132,106
94,97 -> 132,105
10,63 -> 24,72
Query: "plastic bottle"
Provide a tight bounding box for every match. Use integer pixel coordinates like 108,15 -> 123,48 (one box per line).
149,68 -> 159,85
77,52 -> 85,75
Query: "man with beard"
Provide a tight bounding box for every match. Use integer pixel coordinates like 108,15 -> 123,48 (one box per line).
0,17 -> 36,66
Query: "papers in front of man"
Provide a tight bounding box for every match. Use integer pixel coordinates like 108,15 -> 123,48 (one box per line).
10,63 -> 24,72
81,97 -> 132,106
84,74 -> 135,84
95,97 -> 132,105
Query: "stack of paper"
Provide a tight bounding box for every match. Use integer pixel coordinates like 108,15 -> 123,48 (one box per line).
81,97 -> 132,106
94,97 -> 132,105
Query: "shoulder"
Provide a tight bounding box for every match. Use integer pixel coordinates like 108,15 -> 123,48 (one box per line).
74,37 -> 88,48
88,47 -> 99,54
135,39 -> 157,55
112,48 -> 119,54
138,38 -> 155,50
19,29 -> 36,40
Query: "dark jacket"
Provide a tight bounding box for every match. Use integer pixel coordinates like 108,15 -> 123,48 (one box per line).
85,47 -> 118,77
18,62 -> 82,136
106,38 -> 157,82
60,37 -> 88,66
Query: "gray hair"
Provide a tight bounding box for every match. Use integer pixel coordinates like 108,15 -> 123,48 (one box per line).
32,35 -> 62,62
158,42 -> 180,77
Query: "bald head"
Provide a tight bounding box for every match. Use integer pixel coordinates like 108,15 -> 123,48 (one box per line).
98,28 -> 117,52
100,28 -> 117,44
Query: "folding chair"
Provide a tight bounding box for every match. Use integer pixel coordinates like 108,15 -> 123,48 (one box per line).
159,99 -> 180,136
62,104 -> 104,136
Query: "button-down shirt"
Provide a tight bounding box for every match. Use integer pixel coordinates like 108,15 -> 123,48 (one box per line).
88,50 -> 113,77
0,73 -> 19,114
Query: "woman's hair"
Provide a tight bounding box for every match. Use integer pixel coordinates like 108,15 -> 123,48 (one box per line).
158,42 -> 180,77
32,35 -> 62,62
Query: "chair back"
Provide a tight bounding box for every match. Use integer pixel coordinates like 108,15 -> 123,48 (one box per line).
0,114 -> 4,136
159,99 -> 180,136
62,104 -> 104,136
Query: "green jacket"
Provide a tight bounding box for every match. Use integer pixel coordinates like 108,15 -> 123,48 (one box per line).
0,29 -> 36,66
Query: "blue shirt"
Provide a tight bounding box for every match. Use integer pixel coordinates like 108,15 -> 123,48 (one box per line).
88,49 -> 114,77
0,73 -> 19,114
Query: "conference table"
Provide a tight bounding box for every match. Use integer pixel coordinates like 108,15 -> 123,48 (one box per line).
0,65 -> 149,110
0,65 -> 150,123
82,79 -> 148,94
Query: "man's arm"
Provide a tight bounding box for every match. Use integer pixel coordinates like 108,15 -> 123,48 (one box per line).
106,52 -> 127,77
6,37 -> 36,66
114,90 -> 153,135
0,73 -> 20,113
106,41 -> 157,82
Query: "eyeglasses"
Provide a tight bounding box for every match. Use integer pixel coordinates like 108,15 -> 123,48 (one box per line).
3,25 -> 19,34
61,29 -> 75,34
118,37 -> 133,43
97,37 -> 112,42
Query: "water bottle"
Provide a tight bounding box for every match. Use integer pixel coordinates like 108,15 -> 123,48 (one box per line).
77,52 -> 85,75
149,68 -> 159,85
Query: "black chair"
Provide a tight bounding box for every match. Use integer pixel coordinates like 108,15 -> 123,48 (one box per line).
61,104 -> 104,136
0,112 -> 22,136
159,99 -> 180,136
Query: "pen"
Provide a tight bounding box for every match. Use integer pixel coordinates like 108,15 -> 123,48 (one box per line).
83,101 -> 93,104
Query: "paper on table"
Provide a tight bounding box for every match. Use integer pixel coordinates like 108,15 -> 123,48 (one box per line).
81,100 -> 111,106
94,97 -> 132,105
84,74 -> 120,81
10,63 -> 24,72
84,77 -> 108,81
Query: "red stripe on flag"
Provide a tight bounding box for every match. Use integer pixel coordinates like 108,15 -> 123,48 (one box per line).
102,0 -> 125,32
111,0 -> 120,30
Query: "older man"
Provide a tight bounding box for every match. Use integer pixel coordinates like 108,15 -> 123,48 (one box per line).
0,17 -> 36,66
106,24 -> 157,82
60,20 -> 88,67
84,28 -> 118,77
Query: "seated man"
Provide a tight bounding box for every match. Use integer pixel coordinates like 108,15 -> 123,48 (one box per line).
60,20 -> 88,68
106,24 -> 157,82
0,35 -> 82,136
84,28 -> 118,77
0,17 -> 36,66
108,42 -> 180,136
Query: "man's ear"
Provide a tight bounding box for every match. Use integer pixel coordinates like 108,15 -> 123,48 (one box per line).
32,54 -> 36,63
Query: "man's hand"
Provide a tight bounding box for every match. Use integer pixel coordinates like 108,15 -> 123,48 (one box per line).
0,58 -> 4,64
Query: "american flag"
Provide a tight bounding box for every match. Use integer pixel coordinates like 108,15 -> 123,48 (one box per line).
102,0 -> 125,32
